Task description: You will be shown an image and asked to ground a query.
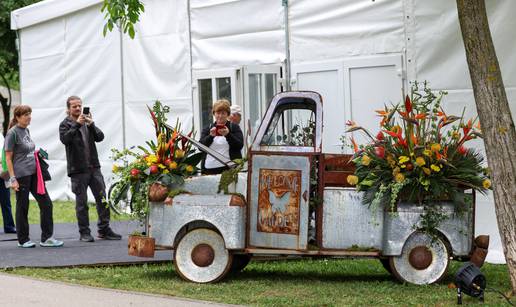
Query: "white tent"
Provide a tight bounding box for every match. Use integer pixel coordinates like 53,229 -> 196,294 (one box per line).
11,0 -> 515,264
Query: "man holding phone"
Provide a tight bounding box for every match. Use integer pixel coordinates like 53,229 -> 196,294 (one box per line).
59,96 -> 121,242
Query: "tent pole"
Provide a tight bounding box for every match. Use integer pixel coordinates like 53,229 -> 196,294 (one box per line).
119,27 -> 127,149
282,0 -> 291,91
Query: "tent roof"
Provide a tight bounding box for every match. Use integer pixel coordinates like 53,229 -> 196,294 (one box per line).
11,0 -> 102,30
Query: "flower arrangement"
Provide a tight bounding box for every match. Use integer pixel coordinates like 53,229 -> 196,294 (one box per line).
109,101 -> 203,222
345,82 -> 490,230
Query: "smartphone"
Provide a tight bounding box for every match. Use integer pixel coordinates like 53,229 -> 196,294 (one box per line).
83,107 -> 90,115
215,124 -> 225,136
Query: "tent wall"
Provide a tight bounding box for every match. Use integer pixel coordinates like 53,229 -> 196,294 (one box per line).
16,0 -> 192,201
12,0 -> 515,263
18,4 -> 124,201
189,0 -> 285,69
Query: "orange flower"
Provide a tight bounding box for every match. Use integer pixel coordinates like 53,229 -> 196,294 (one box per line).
350,137 -> 358,153
375,110 -> 389,116
414,113 -> 427,120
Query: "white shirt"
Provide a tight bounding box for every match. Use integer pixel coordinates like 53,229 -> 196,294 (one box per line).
205,136 -> 230,169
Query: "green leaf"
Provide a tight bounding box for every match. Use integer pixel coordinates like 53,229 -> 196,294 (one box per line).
182,152 -> 203,167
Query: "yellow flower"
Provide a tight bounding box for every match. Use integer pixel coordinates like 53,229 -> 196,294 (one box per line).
482,179 -> 491,189
423,167 -> 431,175
392,167 -> 400,176
398,156 -> 410,164
168,161 -> 178,170
145,154 -> 158,164
112,164 -> 120,173
423,149 -> 432,157
347,175 -> 359,185
415,157 -> 426,167
361,155 -> 371,166
430,164 -> 441,172
431,143 -> 441,152
175,150 -> 185,159
163,169 -> 170,174
395,173 -> 405,183
185,165 -> 194,173
158,163 -> 166,169
452,131 -> 460,139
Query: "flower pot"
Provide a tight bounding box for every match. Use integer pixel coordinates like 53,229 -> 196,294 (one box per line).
128,235 -> 155,258
148,182 -> 169,202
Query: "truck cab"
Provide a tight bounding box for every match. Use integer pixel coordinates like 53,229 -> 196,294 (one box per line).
145,91 -> 486,285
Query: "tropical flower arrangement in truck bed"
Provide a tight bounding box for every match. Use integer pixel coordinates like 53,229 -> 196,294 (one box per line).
109,101 -> 203,222
345,82 -> 491,232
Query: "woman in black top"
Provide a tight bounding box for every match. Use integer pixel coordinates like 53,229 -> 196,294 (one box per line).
199,99 -> 243,175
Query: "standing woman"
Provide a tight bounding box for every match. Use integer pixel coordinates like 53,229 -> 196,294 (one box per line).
199,99 -> 243,175
4,105 -> 63,248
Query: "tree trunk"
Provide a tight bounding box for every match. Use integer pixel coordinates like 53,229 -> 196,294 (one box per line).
456,0 -> 516,293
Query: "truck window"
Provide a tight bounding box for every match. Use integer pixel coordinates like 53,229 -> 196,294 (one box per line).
260,107 -> 315,147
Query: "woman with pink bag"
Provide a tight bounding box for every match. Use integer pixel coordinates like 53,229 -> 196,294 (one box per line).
4,105 -> 63,248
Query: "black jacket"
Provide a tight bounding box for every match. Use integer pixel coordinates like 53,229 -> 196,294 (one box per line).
199,121 -> 243,170
59,117 -> 104,176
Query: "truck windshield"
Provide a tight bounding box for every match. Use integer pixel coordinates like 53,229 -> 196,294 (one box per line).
260,104 -> 316,147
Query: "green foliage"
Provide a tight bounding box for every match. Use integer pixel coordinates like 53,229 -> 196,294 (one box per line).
345,81 -> 491,235
108,101 -> 199,222
218,158 -> 246,194
101,0 -> 145,39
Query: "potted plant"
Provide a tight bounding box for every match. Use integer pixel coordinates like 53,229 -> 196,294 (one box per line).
108,101 -> 203,256
345,81 -> 491,235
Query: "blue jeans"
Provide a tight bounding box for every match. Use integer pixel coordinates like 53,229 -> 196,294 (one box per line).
0,181 -> 16,232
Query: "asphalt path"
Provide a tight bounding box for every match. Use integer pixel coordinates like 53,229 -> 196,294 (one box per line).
0,221 -> 172,268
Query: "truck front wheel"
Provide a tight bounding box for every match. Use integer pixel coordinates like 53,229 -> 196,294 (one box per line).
389,231 -> 450,285
174,228 -> 233,283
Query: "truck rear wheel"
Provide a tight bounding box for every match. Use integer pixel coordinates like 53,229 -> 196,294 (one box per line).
389,231 -> 450,285
174,228 -> 233,283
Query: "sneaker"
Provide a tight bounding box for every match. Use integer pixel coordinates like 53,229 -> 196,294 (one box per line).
40,238 -> 64,247
18,241 -> 36,248
98,229 -> 122,240
80,233 -> 95,242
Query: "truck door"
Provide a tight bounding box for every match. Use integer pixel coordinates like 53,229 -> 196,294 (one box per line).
248,92 -> 323,250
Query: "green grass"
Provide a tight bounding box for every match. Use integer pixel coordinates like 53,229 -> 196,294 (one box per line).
6,259 -> 513,306
0,196 -> 130,225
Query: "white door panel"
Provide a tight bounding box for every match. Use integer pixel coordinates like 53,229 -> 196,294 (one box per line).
292,55 -> 404,153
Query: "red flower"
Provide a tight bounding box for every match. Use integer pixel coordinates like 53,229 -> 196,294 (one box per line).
458,146 -> 467,156
374,146 -> 385,158
149,165 -> 159,174
130,168 -> 140,178
376,131 -> 384,141
404,95 -> 413,113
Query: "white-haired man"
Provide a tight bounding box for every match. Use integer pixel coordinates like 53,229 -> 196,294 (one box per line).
229,105 -> 242,125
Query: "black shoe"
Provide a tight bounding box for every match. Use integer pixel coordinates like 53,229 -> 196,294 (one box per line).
80,233 -> 95,242
98,229 -> 122,240
4,227 -> 16,234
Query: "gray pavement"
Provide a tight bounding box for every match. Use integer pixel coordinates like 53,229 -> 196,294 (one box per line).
0,221 -> 172,268
0,273 -> 235,307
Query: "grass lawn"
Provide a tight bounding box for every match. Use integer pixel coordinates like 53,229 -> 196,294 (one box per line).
6,259 -> 513,306
0,196 -> 130,225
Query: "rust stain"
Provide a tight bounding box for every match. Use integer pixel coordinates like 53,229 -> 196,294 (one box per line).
257,169 -> 301,235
